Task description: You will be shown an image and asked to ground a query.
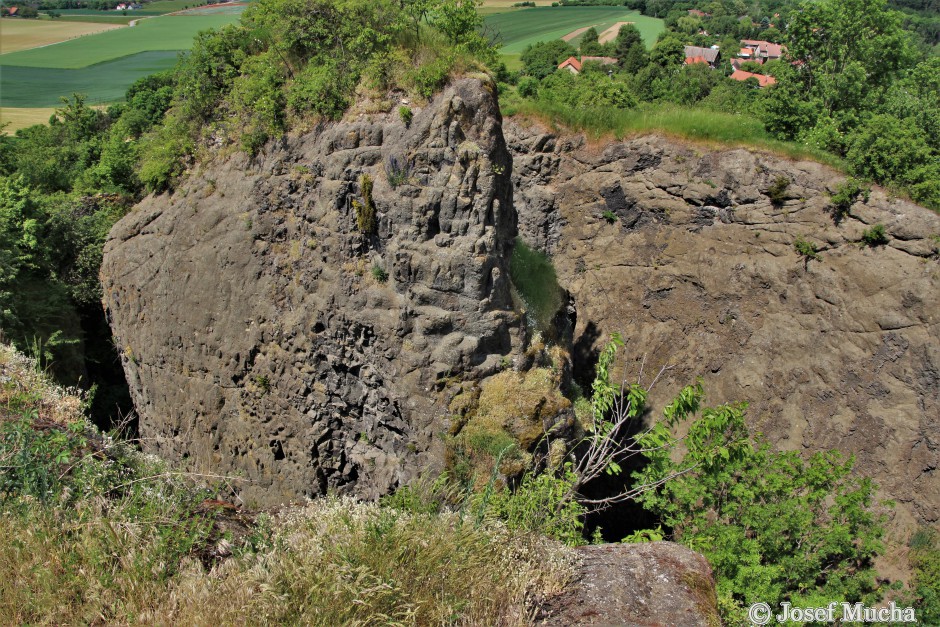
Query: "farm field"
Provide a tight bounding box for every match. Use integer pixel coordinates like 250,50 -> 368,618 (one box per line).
0,107 -> 57,132
0,18 -> 122,53
1,50 -> 179,107
484,7 -> 664,55
0,13 -> 242,68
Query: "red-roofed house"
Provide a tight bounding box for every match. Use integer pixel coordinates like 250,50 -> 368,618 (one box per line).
558,57 -> 582,74
740,40 -> 786,62
688,8 -> 710,17
558,56 -> 618,75
730,69 -> 776,87
683,45 -> 720,68
7,6 -> 18,15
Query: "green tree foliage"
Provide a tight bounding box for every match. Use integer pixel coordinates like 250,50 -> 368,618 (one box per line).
521,40 -> 576,79
579,26 -> 604,55
539,69 -> 639,109
614,23 -> 648,72
633,405 -> 886,624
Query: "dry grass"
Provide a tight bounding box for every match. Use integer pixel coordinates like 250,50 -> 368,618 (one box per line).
0,342 -> 575,626
0,19 -> 122,54
0,108 -> 57,133
163,499 -> 575,625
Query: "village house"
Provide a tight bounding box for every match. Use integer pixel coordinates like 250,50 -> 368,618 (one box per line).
739,40 -> 786,63
729,69 -> 776,87
557,56 -> 618,75
683,45 -> 720,68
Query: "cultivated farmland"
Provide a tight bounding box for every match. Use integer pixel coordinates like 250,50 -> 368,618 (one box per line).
1,51 -> 179,107
0,19 -> 123,54
484,7 -> 664,56
0,13 -> 242,68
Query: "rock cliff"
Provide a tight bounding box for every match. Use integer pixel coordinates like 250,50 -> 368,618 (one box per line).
102,79 -> 521,506
507,121 -> 940,530
103,80 -> 939,529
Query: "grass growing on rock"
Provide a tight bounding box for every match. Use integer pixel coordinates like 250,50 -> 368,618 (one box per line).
503,97 -> 845,170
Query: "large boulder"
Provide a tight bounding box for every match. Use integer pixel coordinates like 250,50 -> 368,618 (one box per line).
101,79 -> 521,506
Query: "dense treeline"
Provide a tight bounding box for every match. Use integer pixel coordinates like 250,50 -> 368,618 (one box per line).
513,0 -> 940,209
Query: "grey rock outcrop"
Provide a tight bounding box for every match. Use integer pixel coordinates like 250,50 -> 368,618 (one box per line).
507,121 -> 940,530
101,79 -> 520,506
539,542 -> 720,626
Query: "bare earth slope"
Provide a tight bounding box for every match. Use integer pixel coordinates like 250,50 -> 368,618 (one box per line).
508,121 -> 940,531
102,79 -> 521,506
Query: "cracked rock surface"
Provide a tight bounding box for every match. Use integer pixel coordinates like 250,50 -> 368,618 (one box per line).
102,79 -> 520,506
538,542 -> 719,626
508,121 -> 940,530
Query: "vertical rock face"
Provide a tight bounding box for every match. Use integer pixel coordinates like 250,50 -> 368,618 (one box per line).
101,79 -> 520,506
507,121 -> 940,530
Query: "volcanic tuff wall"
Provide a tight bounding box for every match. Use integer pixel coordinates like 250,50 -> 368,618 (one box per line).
101,79 -> 521,506
507,121 -> 940,531
104,79 -> 939,527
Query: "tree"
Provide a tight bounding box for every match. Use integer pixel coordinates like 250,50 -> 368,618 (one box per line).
614,23 -> 648,72
520,39 -> 575,79
431,0 -> 482,46
649,32 -> 685,67
633,418 -> 886,624
787,0 -> 917,115
579,26 -> 603,55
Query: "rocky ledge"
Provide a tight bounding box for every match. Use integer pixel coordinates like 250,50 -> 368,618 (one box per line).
508,120 -> 940,530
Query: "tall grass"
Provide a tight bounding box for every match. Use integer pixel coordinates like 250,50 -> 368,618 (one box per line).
503,98 -> 845,169
0,342 -> 574,625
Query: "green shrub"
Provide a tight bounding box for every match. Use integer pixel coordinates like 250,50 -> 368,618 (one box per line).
602,210 -> 618,224
406,54 -> 454,99
138,114 -> 195,192
287,58 -> 355,121
398,105 -> 413,126
830,177 -> 870,217
371,263 -> 388,283
633,403 -> 886,625
484,465 -> 587,547
861,224 -> 888,247
906,528 -> 940,625
355,174 -> 377,235
794,236 -> 819,261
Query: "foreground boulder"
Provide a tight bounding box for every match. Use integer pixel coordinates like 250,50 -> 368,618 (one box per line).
102,79 -> 520,506
539,542 -> 720,626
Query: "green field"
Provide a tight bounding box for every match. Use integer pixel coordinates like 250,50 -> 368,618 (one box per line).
1,51 -> 179,107
0,13 -> 242,69
484,7 -> 664,56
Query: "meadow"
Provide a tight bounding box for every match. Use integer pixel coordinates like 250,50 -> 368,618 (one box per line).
0,19 -> 122,54
484,7 -> 664,56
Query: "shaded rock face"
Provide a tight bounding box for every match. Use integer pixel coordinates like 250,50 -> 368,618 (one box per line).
539,541 -> 720,626
101,79 -> 520,506
508,122 -> 940,530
